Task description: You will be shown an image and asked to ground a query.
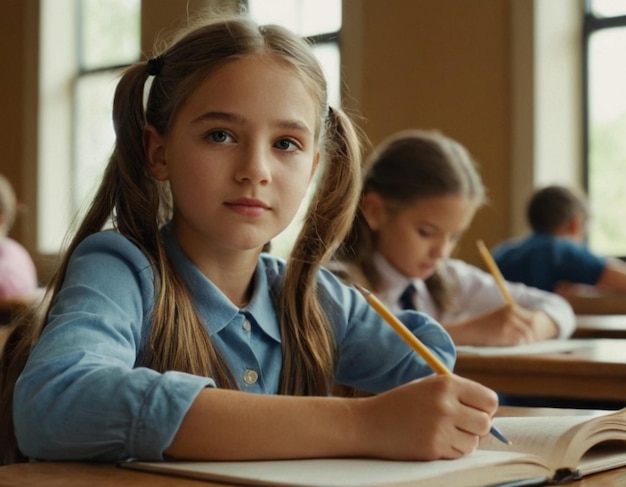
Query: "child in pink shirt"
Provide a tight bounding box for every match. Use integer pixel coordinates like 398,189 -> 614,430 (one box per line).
0,174 -> 37,299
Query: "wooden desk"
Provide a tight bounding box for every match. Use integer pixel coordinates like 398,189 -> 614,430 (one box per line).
2,408 -> 626,487
455,339 -> 626,402
0,461 -> 212,486
2,459 -> 626,487
565,293 -> 626,315
574,314 -> 626,339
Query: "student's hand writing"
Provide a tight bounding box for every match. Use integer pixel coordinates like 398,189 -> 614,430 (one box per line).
525,308 -> 559,340
445,304 -> 548,346
354,374 -> 498,461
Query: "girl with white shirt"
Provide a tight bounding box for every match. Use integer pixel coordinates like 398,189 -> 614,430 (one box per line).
333,129 -> 575,346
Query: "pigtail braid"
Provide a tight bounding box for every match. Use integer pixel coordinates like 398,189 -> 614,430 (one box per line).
278,107 -> 363,396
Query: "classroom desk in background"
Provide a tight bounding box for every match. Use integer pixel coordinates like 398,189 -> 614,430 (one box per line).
573,314 -> 626,339
1,407 -> 625,487
455,339 -> 626,403
565,293 -> 626,315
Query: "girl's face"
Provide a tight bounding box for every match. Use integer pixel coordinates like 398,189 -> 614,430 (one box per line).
145,55 -> 319,263
363,193 -> 478,280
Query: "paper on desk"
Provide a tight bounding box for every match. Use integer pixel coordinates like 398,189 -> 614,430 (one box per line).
456,339 -> 594,356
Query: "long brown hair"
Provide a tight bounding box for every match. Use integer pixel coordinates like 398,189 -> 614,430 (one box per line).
0,13 -> 363,464
335,129 -> 485,313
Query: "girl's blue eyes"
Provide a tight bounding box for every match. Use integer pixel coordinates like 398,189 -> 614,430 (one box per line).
205,130 -> 301,152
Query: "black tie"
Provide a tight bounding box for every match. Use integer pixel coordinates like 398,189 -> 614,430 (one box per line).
399,284 -> 417,310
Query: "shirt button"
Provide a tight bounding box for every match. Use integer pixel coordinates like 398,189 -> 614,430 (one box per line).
243,319 -> 252,332
243,369 -> 258,385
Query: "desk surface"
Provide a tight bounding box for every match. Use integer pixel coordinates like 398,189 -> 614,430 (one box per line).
455,338 -> 626,402
1,407 -> 625,487
565,293 -> 626,315
574,314 -> 626,338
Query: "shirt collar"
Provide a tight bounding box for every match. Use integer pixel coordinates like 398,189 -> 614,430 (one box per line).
161,223 -> 281,342
372,252 -> 417,311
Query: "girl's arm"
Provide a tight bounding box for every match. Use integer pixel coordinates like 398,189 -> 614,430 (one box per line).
596,258 -> 626,293
439,260 -> 575,343
166,374 -> 498,461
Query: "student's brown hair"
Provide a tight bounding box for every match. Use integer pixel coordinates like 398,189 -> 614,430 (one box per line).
335,129 -> 485,313
527,185 -> 589,234
0,13 -> 362,464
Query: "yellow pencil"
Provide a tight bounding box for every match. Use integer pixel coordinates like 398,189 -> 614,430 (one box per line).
476,239 -> 515,306
354,283 -> 511,445
355,284 -> 449,375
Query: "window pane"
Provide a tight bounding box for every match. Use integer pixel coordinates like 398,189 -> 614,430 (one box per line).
312,43 -> 341,108
74,70 -> 119,213
590,0 -> 626,18
79,0 -> 141,69
247,0 -> 341,37
587,28 -> 626,255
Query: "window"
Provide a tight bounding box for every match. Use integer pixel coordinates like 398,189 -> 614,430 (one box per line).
245,0 -> 341,107
244,0 -> 343,257
38,0 -> 141,253
583,0 -> 626,256
74,0 -> 141,210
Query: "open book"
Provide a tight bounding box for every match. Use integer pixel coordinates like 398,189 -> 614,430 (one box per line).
121,408 -> 626,487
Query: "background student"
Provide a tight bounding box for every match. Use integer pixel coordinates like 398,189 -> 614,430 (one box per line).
0,173 -> 37,301
492,184 -> 626,295
332,130 -> 575,347
0,15 -> 498,465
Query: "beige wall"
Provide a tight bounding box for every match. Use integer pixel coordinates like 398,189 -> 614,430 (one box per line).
0,1 -> 40,268
1,0 -> 571,281
342,0 -> 513,265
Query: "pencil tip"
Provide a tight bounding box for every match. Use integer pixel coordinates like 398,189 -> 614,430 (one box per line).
353,283 -> 369,296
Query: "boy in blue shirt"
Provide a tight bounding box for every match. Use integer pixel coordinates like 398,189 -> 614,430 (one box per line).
493,185 -> 626,294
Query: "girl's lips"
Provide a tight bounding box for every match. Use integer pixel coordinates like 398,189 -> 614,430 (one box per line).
225,198 -> 270,217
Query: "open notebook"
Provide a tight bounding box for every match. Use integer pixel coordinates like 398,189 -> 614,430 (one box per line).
121,408 -> 626,487
455,338 -> 593,356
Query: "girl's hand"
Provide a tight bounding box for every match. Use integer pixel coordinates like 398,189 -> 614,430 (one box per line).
444,305 -> 537,347
444,304 -> 545,346
524,308 -> 559,340
354,374 -> 498,461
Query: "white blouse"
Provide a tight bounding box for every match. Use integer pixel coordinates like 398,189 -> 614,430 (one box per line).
373,253 -> 575,339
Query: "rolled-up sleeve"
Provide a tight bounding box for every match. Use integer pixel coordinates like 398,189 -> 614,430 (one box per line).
14,232 -> 212,461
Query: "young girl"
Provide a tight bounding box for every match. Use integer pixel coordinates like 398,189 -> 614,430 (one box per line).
0,15 -> 498,464
333,130 -> 575,347
0,173 -> 38,301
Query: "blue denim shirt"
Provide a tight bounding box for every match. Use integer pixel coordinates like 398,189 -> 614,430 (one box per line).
14,225 -> 455,461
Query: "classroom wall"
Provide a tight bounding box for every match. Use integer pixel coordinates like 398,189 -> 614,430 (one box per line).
341,0 -> 512,265
0,0 -> 580,280
0,1 -> 38,261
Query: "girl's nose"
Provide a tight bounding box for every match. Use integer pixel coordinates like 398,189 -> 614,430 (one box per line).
236,142 -> 272,184
430,238 -> 451,259
430,243 -> 445,259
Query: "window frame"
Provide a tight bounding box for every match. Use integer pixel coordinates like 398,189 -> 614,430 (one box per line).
582,0 -> 626,188
582,1 -> 626,255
